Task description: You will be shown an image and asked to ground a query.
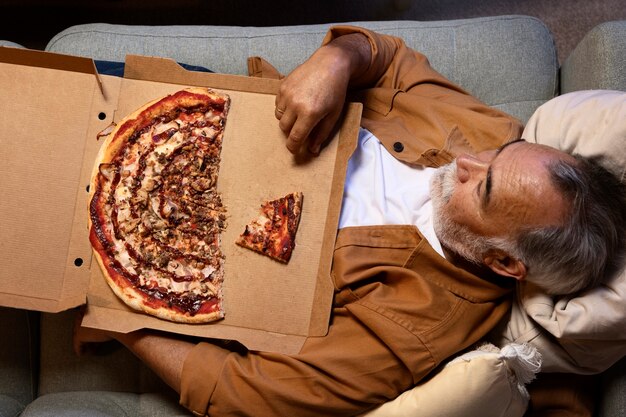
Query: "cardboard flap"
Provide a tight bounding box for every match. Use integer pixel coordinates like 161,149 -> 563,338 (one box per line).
0,49 -> 117,312
0,46 -> 99,75
0,46 -> 103,93
84,304 -> 308,353
123,55 -> 280,94
308,102 -> 361,336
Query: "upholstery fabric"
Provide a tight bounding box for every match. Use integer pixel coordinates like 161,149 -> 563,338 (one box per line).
0,308 -> 38,413
44,16 -> 557,123
20,391 -> 190,417
0,394 -> 24,417
0,40 -> 24,48
561,21 -> 626,92
38,311 -> 167,396
525,89 -> 626,181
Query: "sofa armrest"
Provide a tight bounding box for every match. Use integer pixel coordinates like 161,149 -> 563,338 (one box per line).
560,20 -> 626,92
0,40 -> 25,48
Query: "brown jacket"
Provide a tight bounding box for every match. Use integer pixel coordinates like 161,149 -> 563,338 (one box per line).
180,26 -> 523,417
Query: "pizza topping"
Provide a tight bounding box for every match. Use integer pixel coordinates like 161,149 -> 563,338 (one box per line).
236,192 -> 303,263
89,88 -> 230,322
97,122 -> 117,141
98,163 -> 118,181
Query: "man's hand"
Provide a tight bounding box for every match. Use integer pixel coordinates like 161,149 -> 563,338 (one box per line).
275,33 -> 371,155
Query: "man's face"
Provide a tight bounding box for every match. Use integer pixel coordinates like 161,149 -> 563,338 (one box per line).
429,141 -> 570,263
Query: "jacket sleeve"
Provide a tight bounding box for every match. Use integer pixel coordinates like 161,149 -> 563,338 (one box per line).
321,25 -> 401,87
179,307 -> 418,417
321,25 -> 469,95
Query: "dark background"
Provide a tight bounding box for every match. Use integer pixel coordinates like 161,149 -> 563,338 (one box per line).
2,0 -> 625,63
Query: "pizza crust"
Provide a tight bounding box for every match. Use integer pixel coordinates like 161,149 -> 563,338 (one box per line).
104,268 -> 224,324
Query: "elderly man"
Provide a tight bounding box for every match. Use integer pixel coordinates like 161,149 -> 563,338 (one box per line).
75,26 -> 626,417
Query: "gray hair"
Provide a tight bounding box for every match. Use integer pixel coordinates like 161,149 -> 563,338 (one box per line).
510,155 -> 626,295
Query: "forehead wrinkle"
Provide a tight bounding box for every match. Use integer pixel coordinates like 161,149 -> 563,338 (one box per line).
481,140 -> 533,224
494,141 -> 565,228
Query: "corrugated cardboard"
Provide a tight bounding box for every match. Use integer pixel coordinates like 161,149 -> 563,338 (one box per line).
0,47 -> 360,354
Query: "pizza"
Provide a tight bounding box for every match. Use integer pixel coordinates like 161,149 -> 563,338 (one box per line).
88,87 -> 230,323
236,192 -> 303,263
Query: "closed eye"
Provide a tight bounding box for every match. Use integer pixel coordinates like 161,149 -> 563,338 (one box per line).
479,139 -> 524,211
483,166 -> 493,207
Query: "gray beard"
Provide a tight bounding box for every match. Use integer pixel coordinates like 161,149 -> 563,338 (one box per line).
429,163 -> 489,264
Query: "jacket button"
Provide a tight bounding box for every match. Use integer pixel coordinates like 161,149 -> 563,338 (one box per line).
393,141 -> 404,152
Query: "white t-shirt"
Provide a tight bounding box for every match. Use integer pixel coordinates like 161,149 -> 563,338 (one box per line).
339,128 -> 444,257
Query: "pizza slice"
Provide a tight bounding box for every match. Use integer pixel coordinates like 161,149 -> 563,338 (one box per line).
236,192 -> 304,263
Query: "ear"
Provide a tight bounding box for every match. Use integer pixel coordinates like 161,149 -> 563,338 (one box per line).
483,250 -> 527,281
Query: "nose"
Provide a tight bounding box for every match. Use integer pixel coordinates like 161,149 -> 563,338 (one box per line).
455,153 -> 488,183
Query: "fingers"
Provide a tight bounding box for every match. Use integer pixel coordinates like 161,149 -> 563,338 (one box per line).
276,97 -> 340,155
274,63 -> 347,155
276,105 -> 340,155
283,110 -> 326,154
275,97 -> 319,154
307,110 -> 342,155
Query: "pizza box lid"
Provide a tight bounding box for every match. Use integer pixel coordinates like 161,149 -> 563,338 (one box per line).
0,47 -> 360,354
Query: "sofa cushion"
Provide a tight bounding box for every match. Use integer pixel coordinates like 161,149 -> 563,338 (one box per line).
524,89 -> 626,181
0,394 -> 24,417
38,311 -> 167,396
20,391 -> 189,417
45,15 -> 557,123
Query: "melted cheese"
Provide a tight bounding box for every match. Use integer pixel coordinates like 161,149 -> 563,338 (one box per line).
104,108 -> 225,300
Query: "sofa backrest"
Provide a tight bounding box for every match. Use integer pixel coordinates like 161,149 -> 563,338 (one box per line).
561,20 -> 626,92
45,15 -> 558,123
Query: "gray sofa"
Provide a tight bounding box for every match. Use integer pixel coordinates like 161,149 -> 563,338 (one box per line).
1,15 -> 625,417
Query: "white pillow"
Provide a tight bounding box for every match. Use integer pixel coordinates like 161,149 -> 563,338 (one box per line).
360,344 -> 540,417
502,90 -> 626,373
524,89 -> 626,181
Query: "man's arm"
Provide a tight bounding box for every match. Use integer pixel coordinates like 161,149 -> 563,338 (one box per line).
73,320 -> 192,394
115,330 -> 193,394
275,32 -> 371,155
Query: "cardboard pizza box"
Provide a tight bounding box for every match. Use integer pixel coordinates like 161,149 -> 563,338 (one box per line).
0,46 -> 361,354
